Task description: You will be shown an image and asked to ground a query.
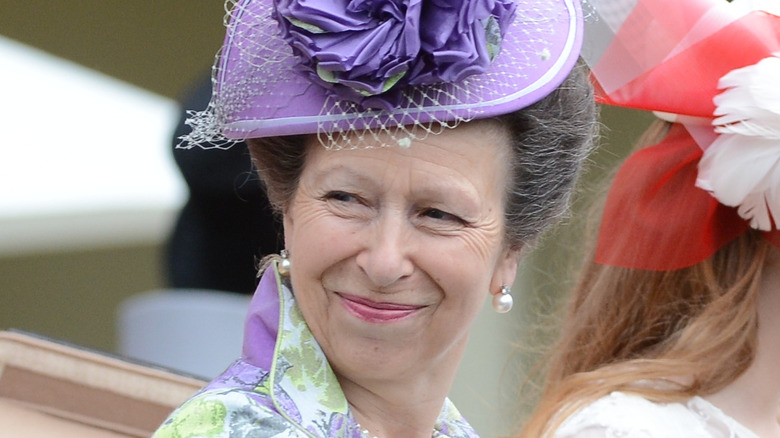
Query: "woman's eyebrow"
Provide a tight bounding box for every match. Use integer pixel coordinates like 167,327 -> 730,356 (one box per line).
309,164 -> 379,189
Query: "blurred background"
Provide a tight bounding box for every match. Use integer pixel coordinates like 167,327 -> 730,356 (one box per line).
0,1 -> 653,435
0,0 -> 225,349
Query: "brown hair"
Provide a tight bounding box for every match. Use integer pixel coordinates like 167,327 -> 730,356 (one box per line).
518,121 -> 769,436
247,60 -> 597,250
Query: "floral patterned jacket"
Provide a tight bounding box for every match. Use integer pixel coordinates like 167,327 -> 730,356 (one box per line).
153,264 -> 479,438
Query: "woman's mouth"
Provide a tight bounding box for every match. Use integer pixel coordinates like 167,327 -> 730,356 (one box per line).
337,293 -> 422,323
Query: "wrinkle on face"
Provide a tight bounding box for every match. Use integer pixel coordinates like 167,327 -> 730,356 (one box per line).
281,119 -> 518,389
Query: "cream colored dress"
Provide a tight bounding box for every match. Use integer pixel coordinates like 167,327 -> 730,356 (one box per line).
554,391 -> 759,438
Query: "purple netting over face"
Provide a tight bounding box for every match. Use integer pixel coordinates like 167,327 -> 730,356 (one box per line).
182,0 -> 584,149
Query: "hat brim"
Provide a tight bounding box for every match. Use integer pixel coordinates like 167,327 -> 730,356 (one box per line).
215,0 -> 584,139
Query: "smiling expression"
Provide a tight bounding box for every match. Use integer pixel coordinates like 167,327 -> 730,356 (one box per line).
282,120 -> 519,385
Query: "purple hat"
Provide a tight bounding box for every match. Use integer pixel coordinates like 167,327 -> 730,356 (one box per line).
185,0 -> 584,148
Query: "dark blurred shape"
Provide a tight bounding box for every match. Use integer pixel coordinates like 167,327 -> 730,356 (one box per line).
165,74 -> 283,294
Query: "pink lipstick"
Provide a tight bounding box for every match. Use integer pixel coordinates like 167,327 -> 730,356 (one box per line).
338,293 -> 421,323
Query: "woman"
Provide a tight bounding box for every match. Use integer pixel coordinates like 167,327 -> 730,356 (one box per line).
154,0 -> 597,437
520,0 -> 780,436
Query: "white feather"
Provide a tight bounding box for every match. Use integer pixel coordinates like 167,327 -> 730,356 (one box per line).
698,55 -> 780,230
713,56 -> 780,139
698,135 -> 780,230
729,0 -> 780,16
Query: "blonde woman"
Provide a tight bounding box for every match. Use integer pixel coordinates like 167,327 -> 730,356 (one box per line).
522,0 -> 780,436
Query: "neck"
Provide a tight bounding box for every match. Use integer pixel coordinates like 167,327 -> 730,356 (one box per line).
337,340 -> 467,438
704,249 -> 780,438
345,390 -> 442,438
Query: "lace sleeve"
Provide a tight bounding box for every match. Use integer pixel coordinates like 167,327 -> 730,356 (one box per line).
552,392 -> 712,438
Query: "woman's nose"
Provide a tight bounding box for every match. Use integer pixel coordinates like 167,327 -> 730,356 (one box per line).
355,215 -> 414,288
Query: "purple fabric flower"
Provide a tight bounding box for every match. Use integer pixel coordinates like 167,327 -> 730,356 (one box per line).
410,0 -> 517,84
274,0 -> 517,109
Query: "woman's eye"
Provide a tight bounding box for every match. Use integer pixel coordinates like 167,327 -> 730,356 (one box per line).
323,191 -> 372,219
421,208 -> 464,224
325,191 -> 358,203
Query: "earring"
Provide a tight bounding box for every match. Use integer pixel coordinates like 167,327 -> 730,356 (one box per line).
492,285 -> 513,313
278,249 -> 291,277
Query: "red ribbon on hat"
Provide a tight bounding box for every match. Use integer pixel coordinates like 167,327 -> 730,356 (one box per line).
586,0 -> 780,270
595,124 -> 750,270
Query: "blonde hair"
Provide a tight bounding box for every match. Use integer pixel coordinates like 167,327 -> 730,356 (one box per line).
518,121 -> 770,437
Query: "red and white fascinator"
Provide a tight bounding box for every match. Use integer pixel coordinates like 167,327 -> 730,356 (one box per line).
582,0 -> 780,270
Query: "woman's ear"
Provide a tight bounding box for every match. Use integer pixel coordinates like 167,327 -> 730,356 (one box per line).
492,246 -> 521,291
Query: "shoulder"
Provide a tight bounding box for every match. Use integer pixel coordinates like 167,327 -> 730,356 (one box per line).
552,392 -> 712,438
153,387 -> 303,438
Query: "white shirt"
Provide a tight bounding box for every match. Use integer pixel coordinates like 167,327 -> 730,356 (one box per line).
554,391 -> 759,438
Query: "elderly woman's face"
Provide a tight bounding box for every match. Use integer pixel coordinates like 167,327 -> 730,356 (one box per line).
282,121 -> 519,384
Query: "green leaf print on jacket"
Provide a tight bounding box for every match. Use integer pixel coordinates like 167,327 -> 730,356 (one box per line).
155,397 -> 228,438
279,291 -> 347,413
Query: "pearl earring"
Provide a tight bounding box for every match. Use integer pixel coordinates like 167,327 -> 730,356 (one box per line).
492,285 -> 513,313
278,249 -> 291,277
